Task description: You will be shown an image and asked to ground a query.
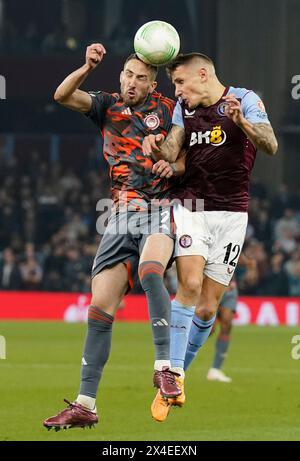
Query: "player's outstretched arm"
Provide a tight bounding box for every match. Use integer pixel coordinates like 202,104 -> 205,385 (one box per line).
54,43 -> 106,113
143,125 -> 185,162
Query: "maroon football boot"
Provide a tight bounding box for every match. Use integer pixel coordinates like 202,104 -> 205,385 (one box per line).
43,399 -> 98,431
153,367 -> 182,398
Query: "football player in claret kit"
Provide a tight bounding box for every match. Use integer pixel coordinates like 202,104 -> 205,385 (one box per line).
143,52 -> 278,421
43,44 -> 186,430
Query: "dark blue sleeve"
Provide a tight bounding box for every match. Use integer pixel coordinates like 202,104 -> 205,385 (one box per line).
85,91 -> 117,128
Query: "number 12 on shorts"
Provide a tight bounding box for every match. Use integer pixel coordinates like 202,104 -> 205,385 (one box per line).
223,243 -> 241,267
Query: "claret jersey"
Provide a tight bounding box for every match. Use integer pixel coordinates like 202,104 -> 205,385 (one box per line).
172,86 -> 270,212
86,90 -> 175,210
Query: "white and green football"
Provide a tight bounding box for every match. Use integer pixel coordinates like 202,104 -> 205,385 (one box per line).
134,20 -> 180,66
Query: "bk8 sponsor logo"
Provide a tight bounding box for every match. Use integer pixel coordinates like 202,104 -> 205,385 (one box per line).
190,125 -> 227,147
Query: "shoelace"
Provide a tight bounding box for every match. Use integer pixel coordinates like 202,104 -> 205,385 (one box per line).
63,399 -> 93,414
161,369 -> 180,385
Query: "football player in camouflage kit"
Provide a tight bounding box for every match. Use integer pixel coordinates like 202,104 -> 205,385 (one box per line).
44,44 -> 185,430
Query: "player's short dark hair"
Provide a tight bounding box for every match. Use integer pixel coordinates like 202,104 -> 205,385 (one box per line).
166,52 -> 215,78
124,53 -> 158,81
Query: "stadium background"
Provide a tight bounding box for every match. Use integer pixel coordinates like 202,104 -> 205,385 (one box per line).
0,0 -> 300,442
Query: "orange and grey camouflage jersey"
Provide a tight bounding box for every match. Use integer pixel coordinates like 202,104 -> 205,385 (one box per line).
86,90 -> 175,211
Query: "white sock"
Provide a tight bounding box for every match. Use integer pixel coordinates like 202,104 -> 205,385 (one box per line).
170,367 -> 185,379
76,394 -> 96,411
154,360 -> 171,371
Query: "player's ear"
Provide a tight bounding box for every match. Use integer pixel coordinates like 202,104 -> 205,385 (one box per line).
199,67 -> 208,82
149,81 -> 157,93
120,70 -> 124,83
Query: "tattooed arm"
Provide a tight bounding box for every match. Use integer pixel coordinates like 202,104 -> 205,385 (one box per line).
223,94 -> 278,155
159,125 -> 186,162
142,125 -> 186,162
237,121 -> 278,155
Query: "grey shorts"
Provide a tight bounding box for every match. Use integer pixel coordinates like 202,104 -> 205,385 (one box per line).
91,207 -> 175,291
219,288 -> 238,313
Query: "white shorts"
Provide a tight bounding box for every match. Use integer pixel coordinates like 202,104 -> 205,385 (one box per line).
173,203 -> 248,286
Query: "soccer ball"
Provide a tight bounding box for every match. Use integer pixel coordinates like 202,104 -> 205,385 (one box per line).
134,20 -> 180,66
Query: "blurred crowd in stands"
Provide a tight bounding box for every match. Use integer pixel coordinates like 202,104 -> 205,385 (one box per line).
0,146 -> 108,293
0,145 -> 300,296
0,0 -> 193,57
0,19 -> 127,56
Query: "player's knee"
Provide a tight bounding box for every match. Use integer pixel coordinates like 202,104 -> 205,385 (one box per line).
178,276 -> 202,300
196,304 -> 217,321
89,296 -> 111,314
90,286 -> 116,314
221,319 -> 232,334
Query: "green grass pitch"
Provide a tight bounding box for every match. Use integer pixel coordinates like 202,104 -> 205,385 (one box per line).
0,321 -> 299,441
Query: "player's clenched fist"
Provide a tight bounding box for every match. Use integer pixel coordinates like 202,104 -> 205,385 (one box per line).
86,43 -> 106,70
142,133 -> 165,157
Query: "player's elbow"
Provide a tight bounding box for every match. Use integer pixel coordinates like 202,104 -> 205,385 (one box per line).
53,90 -> 62,103
53,89 -> 66,104
273,139 -> 279,155
262,138 -> 278,156
269,139 -> 278,156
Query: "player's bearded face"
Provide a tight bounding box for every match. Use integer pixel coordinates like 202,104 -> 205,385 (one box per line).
120,60 -> 156,107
